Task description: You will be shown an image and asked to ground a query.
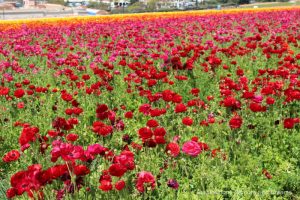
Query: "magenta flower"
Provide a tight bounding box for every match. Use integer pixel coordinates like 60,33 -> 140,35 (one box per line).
182,140 -> 202,157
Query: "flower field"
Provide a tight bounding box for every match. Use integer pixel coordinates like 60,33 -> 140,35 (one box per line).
1,8 -> 300,199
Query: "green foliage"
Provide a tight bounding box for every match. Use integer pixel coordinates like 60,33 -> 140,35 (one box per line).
146,0 -> 159,11
87,2 -> 110,10
47,0 -> 65,5
130,0 -> 139,5
127,2 -> 146,13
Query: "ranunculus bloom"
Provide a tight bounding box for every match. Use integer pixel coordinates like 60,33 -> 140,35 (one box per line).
153,127 -> 166,136
283,118 -> 295,129
115,180 -> 126,191
74,165 -> 90,176
136,171 -> 156,193
249,102 -> 266,112
146,119 -> 159,127
99,180 -> 112,191
166,142 -> 180,157
175,103 -> 187,113
266,97 -> 275,105
17,102 -> 25,109
229,115 -> 243,129
182,117 -> 193,126
2,150 -> 20,163
6,188 -> 16,199
0,86 -> 10,96
253,95 -> 263,103
182,141 -> 202,157
14,88 -> 25,98
124,111 -> 133,119
108,164 -> 127,177
138,127 -> 153,141
190,88 -> 200,96
66,133 -> 79,142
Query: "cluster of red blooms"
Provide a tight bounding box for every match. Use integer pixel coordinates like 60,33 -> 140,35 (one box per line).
6,162 -> 91,199
92,104 -> 124,136
99,149 -> 135,191
138,119 -> 167,147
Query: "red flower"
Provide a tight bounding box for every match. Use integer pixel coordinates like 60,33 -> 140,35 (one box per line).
115,180 -> 126,191
190,88 -> 200,96
124,111 -> 133,119
236,68 -> 244,76
66,133 -> 78,142
283,118 -> 295,129
150,108 -> 166,117
96,104 -> 109,120
92,121 -> 113,137
61,92 -> 73,102
138,127 -> 153,141
2,150 -> 20,163
154,136 -> 166,144
52,117 -> 72,131
182,117 -> 193,126
175,103 -> 187,113
9,164 -> 44,198
113,150 -> 135,170
6,188 -> 16,199
65,108 -> 73,115
73,107 -> 83,115
172,94 -> 182,103
166,142 -> 180,157
249,102 -> 266,112
74,165 -> 90,176
51,141 -> 84,162
229,115 -> 243,129
153,127 -> 166,136
211,148 -> 221,158
136,171 -> 156,193
0,87 -> 10,96
266,97 -> 275,105
162,90 -> 174,102
198,142 -> 210,151
147,79 -> 157,87
17,102 -> 25,109
139,104 -> 151,115
222,96 -> 238,108
99,170 -> 112,182
82,74 -> 90,81
19,126 -> 39,146
14,89 -> 25,98
99,180 -> 112,192
207,96 -> 214,101
146,119 -> 159,127
108,164 -> 127,177
191,136 -> 198,142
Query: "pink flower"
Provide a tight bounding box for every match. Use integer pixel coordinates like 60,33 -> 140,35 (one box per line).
182,141 -> 202,157
253,95 -> 263,103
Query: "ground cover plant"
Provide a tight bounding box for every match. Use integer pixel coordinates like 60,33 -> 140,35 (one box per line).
0,8 -> 300,200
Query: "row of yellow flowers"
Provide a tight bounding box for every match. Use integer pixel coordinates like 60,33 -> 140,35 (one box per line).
0,6 -> 299,31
